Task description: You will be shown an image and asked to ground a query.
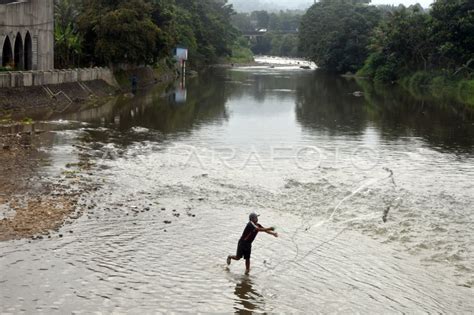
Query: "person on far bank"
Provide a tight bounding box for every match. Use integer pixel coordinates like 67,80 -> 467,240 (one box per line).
227,212 -> 278,274
131,74 -> 138,94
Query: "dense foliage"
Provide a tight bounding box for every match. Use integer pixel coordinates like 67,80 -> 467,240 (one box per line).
54,0 -> 239,68
78,0 -> 161,66
430,0 -> 474,72
54,0 -> 83,68
358,1 -> 474,83
299,0 -> 380,73
298,0 -> 474,86
358,5 -> 431,82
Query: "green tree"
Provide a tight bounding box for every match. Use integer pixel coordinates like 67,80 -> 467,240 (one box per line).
299,1 -> 381,73
55,0 -> 82,30
231,13 -> 254,32
359,1 -> 474,83
150,0 -> 179,60
174,0 -> 238,65
359,5 -> 432,82
280,34 -> 298,57
430,0 -> 474,72
78,0 -> 161,66
174,6 -> 198,56
269,10 -> 302,32
251,10 -> 270,29
54,0 -> 83,68
54,24 -> 83,68
55,0 -> 240,67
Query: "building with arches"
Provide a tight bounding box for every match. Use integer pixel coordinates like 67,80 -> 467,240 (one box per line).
0,0 -> 54,71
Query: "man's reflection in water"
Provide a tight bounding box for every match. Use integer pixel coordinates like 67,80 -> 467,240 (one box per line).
234,276 -> 265,314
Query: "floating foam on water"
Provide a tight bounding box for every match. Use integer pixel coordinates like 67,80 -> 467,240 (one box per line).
48,119 -> 75,125
131,127 -> 149,133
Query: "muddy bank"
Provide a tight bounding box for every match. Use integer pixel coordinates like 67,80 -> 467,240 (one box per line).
0,127 -> 98,241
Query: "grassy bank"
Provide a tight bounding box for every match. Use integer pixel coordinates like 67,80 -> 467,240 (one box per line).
227,45 -> 254,64
400,72 -> 474,107
113,59 -> 177,90
223,37 -> 254,64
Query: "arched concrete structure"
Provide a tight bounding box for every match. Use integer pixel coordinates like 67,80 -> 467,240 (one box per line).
0,0 -> 54,71
14,32 -> 23,70
24,31 -> 32,70
1,35 -> 12,67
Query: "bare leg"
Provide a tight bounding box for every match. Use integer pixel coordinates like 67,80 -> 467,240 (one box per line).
227,255 -> 241,265
245,258 -> 250,274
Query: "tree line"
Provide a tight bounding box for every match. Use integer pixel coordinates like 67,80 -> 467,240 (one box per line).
54,0 -> 238,69
299,0 -> 474,86
231,10 -> 303,57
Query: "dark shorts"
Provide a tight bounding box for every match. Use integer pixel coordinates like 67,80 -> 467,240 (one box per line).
236,240 -> 252,260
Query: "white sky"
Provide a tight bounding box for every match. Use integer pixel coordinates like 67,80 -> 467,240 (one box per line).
230,1 -> 437,12
371,0 -> 434,8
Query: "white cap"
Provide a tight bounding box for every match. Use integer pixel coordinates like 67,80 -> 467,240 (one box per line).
249,212 -> 259,220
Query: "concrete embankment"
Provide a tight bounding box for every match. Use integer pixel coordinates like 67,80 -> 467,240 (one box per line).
0,80 -> 116,116
0,67 -> 118,89
0,66 -> 177,118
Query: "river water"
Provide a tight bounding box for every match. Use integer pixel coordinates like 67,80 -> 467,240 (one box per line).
1,59 -> 473,313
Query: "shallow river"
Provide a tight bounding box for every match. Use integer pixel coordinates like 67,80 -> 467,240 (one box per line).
1,60 -> 474,313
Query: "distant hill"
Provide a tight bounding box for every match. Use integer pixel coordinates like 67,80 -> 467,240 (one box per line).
228,0 -> 313,12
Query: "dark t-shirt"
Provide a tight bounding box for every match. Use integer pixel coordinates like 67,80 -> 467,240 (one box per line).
239,222 -> 262,245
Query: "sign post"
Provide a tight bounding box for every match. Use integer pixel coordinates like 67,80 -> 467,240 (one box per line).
174,47 -> 188,77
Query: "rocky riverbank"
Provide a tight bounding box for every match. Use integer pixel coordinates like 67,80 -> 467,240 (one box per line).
0,126 -> 100,241
0,66 -> 179,241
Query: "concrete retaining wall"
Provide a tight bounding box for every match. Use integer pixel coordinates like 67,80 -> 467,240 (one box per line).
0,67 -> 119,89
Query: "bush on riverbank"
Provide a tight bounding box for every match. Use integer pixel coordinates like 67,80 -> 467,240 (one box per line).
458,80 -> 474,106
300,1 -> 474,106
228,46 -> 254,64
113,59 -> 177,91
357,52 -> 399,83
399,71 -> 474,107
354,0 -> 474,107
227,37 -> 254,64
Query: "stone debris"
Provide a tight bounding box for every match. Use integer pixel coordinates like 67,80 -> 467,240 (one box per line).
0,130 -> 98,241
